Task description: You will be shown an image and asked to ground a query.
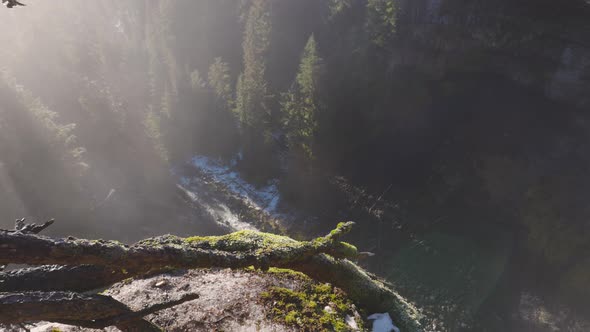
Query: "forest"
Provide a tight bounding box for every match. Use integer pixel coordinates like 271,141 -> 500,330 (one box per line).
1,0 -> 590,331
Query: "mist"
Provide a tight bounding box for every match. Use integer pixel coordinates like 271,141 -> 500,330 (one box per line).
1,1 -> 590,330
0,1 -> 235,240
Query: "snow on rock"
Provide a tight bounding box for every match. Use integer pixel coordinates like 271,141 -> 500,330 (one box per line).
190,155 -> 281,214
346,314 -> 360,330
368,313 -> 401,332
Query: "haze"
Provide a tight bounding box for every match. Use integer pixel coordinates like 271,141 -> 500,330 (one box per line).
1,1 -> 589,330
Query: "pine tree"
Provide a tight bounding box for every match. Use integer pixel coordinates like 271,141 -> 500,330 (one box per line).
233,0 -> 275,175
328,0 -> 352,17
208,57 -> 233,110
234,0 -> 272,132
367,0 -> 397,47
281,34 -> 324,162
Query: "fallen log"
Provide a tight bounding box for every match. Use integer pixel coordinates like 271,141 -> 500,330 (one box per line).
0,265 -> 124,292
0,291 -> 198,331
0,222 -> 423,331
0,222 -> 358,274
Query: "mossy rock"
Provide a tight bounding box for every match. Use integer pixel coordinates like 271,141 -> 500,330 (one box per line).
260,277 -> 363,331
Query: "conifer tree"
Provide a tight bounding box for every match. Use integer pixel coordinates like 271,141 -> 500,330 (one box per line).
234,0 -> 271,128
233,0 -> 273,173
367,0 -> 397,47
208,57 -> 233,110
281,35 -> 324,162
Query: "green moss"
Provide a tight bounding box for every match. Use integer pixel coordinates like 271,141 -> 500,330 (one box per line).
338,242 -> 358,257
186,230 -> 301,252
120,277 -> 133,285
266,267 -> 311,281
184,222 -> 357,266
243,266 -> 311,282
260,282 -> 361,331
184,235 -> 208,243
331,222 -> 349,237
285,310 -> 298,324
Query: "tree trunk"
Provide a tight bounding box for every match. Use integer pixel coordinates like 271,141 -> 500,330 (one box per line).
0,222 -> 423,331
1,291 -> 198,331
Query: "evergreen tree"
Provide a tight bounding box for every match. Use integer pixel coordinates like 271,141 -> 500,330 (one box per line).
328,0 -> 352,17
234,0 -> 274,175
208,57 -> 234,109
234,0 -> 271,130
281,35 -> 324,162
367,0 -> 397,47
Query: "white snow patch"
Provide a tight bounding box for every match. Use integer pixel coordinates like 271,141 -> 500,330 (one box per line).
346,315 -> 359,330
190,155 -> 281,214
368,313 -> 400,332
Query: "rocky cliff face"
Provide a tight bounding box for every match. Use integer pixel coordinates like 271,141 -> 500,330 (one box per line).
393,0 -> 590,108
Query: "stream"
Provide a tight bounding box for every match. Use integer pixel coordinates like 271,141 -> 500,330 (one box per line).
174,155 -> 590,332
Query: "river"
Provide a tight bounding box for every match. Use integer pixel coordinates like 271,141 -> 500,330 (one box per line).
174,155 -> 590,332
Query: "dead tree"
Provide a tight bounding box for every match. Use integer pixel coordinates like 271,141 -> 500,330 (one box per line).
0,220 -> 423,331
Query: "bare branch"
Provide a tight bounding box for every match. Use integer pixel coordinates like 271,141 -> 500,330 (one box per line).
7,218 -> 55,234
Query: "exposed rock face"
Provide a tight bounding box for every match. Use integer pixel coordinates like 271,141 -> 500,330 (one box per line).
31,268 -> 362,332
393,0 -> 590,108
